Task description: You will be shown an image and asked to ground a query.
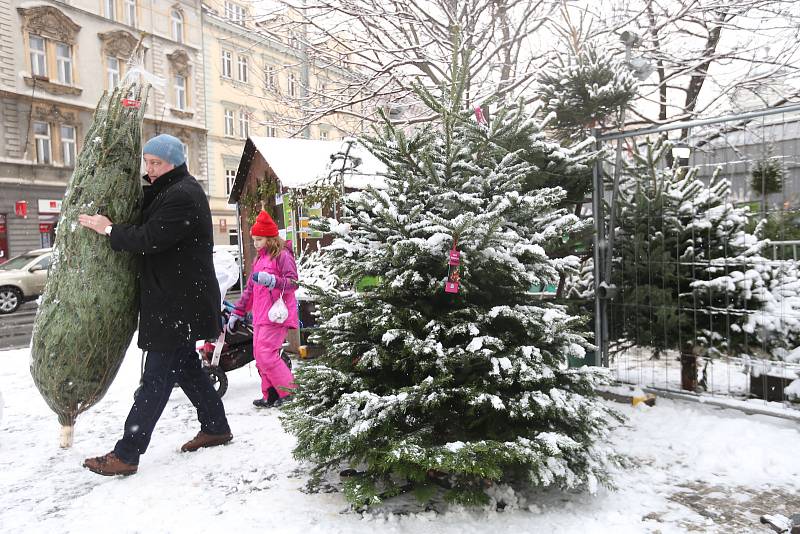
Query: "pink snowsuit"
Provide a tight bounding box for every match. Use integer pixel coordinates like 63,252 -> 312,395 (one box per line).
233,244 -> 298,399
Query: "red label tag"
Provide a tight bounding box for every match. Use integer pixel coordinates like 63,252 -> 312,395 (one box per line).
449,250 -> 460,266
122,98 -> 141,108
445,247 -> 461,293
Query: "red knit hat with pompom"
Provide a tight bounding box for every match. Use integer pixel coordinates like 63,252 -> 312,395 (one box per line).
251,210 -> 278,237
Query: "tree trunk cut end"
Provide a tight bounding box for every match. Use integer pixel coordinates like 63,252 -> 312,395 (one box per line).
60,425 -> 74,448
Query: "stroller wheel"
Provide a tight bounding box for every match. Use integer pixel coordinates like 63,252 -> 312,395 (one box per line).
205,366 -> 229,398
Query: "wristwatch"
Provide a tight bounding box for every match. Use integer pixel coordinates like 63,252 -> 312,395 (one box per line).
103,225 -> 113,236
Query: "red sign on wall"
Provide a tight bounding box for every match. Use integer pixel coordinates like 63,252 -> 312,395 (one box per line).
15,200 -> 28,218
0,213 -> 7,263
39,223 -> 52,233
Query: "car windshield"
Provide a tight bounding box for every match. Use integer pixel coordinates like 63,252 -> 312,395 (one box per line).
0,253 -> 38,271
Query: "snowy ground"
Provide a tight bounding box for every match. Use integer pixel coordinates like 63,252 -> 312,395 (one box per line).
1,342 -> 800,534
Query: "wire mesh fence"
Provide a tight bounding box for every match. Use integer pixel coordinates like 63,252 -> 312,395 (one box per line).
591,104 -> 800,410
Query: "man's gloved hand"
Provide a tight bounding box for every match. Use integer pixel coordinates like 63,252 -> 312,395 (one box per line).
251,272 -> 277,289
226,314 -> 241,332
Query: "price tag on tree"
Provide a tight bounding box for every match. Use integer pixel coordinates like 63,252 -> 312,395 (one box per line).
445,248 -> 461,293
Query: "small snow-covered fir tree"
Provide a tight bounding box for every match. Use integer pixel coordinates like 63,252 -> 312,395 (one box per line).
533,39 -> 638,293
610,139 -> 770,365
538,43 -> 638,140
741,259 -> 800,362
282,46 -> 622,507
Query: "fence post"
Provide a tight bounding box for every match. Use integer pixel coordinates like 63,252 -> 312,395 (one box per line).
592,130 -> 608,367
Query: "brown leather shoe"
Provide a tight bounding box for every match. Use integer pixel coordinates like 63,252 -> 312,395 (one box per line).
181,431 -> 233,452
83,452 -> 138,476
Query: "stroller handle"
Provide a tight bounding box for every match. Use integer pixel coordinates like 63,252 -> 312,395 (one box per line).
222,301 -> 251,325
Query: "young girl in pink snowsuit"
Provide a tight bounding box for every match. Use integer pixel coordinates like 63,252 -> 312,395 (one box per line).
228,210 -> 298,408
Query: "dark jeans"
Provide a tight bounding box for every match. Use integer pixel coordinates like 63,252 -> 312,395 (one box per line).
114,345 -> 230,465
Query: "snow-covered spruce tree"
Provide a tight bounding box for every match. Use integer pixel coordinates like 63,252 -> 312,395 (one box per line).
537,43 -> 638,141
517,41 -> 639,217
30,83 -> 148,447
609,139 -> 770,372
533,40 -> 638,297
742,259 -> 800,362
464,100 -> 599,274
282,48 -> 622,508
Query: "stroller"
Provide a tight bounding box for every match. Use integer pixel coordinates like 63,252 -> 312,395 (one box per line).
198,302 -> 292,398
135,249 -> 290,399
135,303 -> 292,400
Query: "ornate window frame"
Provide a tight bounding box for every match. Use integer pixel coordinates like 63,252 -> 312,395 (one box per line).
18,6 -> 82,95
167,49 -> 193,118
98,30 -> 142,90
171,7 -> 185,43
29,104 -> 80,167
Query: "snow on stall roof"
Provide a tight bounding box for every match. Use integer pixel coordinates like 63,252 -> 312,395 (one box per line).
248,137 -> 386,190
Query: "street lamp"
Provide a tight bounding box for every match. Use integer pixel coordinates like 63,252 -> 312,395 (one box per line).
619,30 -> 655,81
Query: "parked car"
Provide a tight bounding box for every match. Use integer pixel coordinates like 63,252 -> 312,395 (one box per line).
0,248 -> 52,314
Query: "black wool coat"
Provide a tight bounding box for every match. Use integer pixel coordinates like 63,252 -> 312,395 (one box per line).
110,163 -> 221,351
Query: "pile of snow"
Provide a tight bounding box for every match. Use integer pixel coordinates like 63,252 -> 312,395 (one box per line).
1,343 -> 799,533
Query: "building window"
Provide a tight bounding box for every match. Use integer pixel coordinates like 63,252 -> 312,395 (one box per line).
224,109 -> 235,136
107,56 -> 120,88
238,56 -> 248,83
221,50 -> 232,78
105,0 -> 116,20
55,43 -> 73,85
29,36 -> 47,77
124,0 -> 136,26
34,121 -> 51,164
318,82 -> 327,105
174,74 -> 187,110
61,125 -> 76,167
225,169 -> 237,195
224,1 -> 246,24
319,129 -> 328,141
238,110 -> 249,139
171,10 -> 184,43
264,65 -> 276,90
266,124 -> 277,137
288,73 -> 297,97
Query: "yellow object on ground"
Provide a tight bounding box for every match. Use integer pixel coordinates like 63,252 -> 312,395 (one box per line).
632,388 -> 657,407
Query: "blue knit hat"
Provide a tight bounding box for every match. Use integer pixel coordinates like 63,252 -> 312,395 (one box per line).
142,134 -> 185,166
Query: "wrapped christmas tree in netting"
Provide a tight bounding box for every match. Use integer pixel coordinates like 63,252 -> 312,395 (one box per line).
30,82 -> 149,447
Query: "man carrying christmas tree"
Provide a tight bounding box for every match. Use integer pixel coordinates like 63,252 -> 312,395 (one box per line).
78,133 -> 232,476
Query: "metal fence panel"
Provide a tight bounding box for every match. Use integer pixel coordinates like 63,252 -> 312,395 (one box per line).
592,105 -> 800,411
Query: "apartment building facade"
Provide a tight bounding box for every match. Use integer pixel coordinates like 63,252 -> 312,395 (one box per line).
202,0 -> 366,245
0,0 -> 206,258
0,0 -> 367,257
